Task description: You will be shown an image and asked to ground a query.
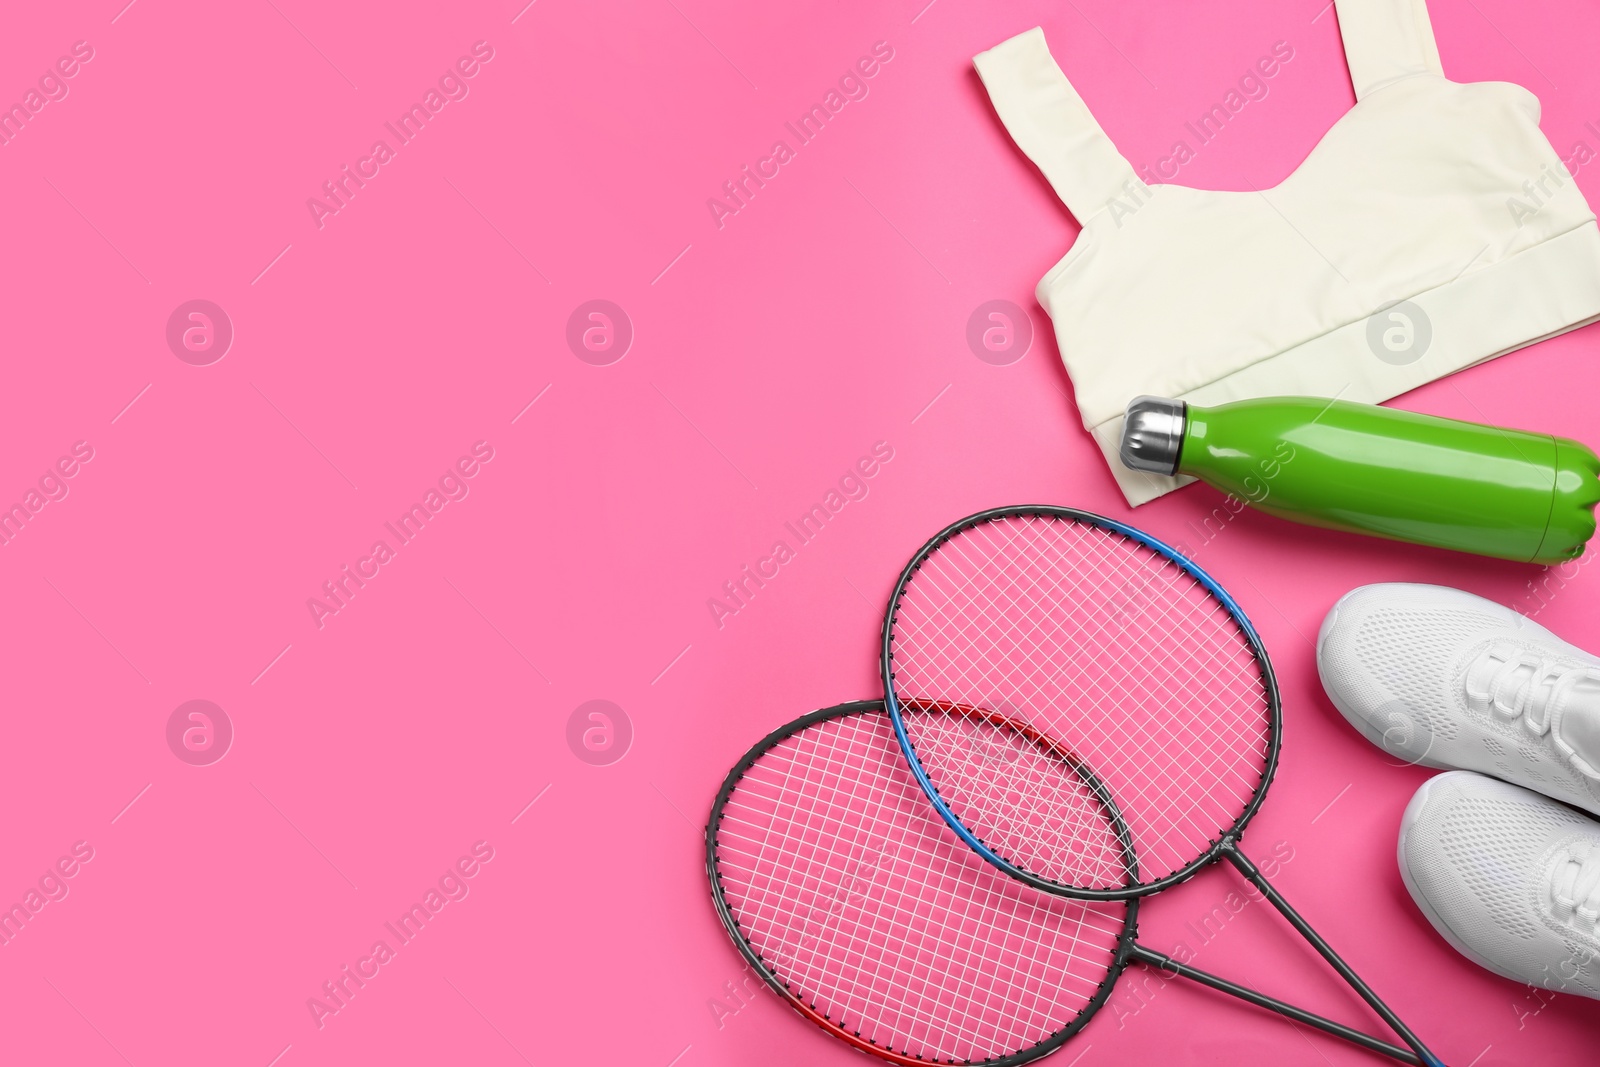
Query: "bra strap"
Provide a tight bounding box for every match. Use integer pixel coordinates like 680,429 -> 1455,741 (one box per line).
1335,0 -> 1444,100
974,27 -> 1139,223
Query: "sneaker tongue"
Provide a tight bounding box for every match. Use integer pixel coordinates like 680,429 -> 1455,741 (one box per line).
1554,675 -> 1600,775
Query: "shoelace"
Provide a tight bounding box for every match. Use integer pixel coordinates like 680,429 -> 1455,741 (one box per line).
1550,849 -> 1600,930
1465,649 -> 1570,736
1465,648 -> 1600,780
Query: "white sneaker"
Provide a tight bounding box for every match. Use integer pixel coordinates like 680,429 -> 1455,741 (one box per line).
1399,771 -> 1600,997
1317,583 -> 1600,817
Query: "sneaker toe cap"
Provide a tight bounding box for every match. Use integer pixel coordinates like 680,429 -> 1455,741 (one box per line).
1316,584 -> 1510,764
1399,772 -> 1599,989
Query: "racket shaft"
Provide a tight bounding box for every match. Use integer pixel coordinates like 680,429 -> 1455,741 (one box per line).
1122,943 -> 1420,1065
1222,843 -> 1445,1067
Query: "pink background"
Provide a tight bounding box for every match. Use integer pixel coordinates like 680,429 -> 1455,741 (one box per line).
1,0 -> 1597,1064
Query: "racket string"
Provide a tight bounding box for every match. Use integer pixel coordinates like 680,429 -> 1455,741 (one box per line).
715,711 -> 1127,1062
895,575 -> 1251,876
888,513 -> 1273,889
900,710 -> 1132,887
902,518 -> 1260,876
732,716 -> 1081,1049
726,721 -> 1086,1053
947,518 -> 1260,876
726,722 -> 1013,1051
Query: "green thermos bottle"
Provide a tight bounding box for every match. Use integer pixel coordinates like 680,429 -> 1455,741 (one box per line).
1119,395 -> 1600,564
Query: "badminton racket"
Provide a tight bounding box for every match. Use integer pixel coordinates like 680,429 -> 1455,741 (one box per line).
707,699 -> 1433,1065
880,506 -> 1446,1066
707,700 -> 1131,1065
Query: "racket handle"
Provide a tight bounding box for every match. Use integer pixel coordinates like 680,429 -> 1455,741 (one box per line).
1221,840 -> 1447,1067
1122,942 -> 1423,1065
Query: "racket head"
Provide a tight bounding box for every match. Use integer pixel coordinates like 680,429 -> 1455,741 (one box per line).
881,506 -> 1281,900
706,700 -> 1137,1066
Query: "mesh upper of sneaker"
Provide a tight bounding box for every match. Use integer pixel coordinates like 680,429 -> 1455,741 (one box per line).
1435,790 -> 1566,941
1320,584 -> 1600,814
1403,773 -> 1600,997
1350,605 -> 1486,744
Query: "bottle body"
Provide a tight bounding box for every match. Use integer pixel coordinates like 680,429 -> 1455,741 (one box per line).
1172,397 -> 1599,564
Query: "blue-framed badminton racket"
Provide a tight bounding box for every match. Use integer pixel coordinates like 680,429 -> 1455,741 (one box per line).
880,505 -> 1447,1066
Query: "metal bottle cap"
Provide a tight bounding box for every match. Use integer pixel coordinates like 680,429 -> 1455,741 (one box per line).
1119,396 -> 1187,476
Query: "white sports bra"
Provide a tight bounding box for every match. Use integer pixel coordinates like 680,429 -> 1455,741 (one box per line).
976,0 -> 1600,505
